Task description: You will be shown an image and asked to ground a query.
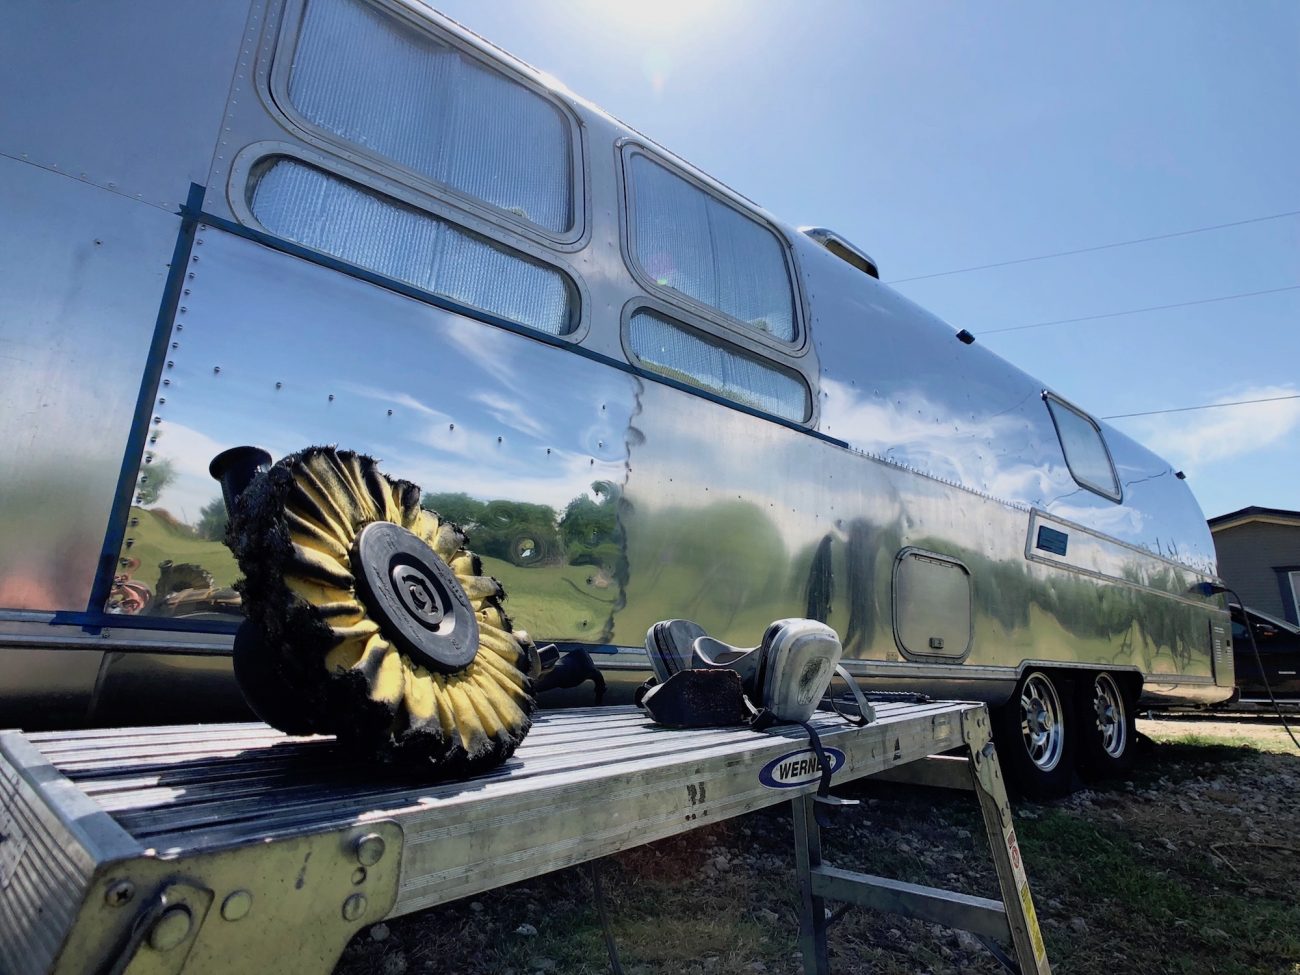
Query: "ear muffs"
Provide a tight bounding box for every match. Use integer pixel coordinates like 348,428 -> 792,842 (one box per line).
226,446 -> 536,775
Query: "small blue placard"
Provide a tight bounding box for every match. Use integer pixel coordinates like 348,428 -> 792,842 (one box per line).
1036,525 -> 1069,556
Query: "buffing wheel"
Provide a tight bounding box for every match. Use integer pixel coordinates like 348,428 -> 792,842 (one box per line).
226,446 -> 536,774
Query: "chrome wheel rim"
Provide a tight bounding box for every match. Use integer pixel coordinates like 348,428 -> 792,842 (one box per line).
1092,673 -> 1127,759
1020,672 -> 1064,772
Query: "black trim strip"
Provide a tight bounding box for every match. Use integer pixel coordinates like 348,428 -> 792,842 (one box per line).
83,184 -> 208,632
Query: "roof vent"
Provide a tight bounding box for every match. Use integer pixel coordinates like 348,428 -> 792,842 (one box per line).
800,227 -> 879,279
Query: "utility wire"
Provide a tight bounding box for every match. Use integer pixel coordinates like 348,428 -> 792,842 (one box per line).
981,284 -> 1300,335
1102,393 -> 1300,420
886,208 -> 1300,284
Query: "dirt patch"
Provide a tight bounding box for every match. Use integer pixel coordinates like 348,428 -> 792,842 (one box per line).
334,717 -> 1300,975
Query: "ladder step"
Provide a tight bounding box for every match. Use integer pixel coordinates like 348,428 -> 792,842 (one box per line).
810,864 -> 1012,941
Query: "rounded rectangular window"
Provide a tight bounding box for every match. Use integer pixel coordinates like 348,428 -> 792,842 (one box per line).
626,310 -> 809,422
626,152 -> 796,343
250,158 -> 577,335
1044,394 -> 1121,502
282,0 -> 574,234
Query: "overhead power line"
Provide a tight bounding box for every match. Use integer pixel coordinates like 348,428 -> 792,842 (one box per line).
981,284 -> 1300,335
1102,393 -> 1300,420
886,208 -> 1300,284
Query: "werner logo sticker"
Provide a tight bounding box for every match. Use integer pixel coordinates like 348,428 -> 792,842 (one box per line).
758,747 -> 846,789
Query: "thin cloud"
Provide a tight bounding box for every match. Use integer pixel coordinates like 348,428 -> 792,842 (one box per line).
1123,385 -> 1300,468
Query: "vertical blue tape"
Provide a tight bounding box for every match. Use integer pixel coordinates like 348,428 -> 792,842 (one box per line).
83,183 -> 208,630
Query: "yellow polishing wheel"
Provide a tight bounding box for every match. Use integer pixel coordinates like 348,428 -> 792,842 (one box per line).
226,446 -> 536,773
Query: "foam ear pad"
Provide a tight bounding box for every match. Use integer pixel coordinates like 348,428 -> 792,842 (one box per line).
226,446 -> 536,775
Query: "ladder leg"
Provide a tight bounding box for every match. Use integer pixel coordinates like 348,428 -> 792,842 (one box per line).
792,793 -> 831,975
961,707 -> 1052,975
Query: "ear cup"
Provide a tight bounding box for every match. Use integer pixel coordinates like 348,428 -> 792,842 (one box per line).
226,446 -> 536,775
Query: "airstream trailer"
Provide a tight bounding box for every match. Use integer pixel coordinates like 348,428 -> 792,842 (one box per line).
0,0 -> 1233,794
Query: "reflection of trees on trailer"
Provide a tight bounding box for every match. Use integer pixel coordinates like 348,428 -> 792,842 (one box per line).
0,0 -> 1233,795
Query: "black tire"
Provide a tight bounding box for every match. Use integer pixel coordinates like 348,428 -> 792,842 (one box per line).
1075,671 -> 1136,778
993,670 -> 1077,799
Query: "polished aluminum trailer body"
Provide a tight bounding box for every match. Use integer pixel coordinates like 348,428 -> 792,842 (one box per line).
0,0 -> 1232,730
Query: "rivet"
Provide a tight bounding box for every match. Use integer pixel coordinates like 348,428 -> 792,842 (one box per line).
354,833 -> 386,866
221,890 -> 252,921
213,366 -> 221,374
342,893 -> 368,922
275,381 -> 283,389
162,378 -> 170,386
158,397 -> 166,404
328,394 -> 335,401
179,306 -> 188,313
546,448 -> 551,454
166,361 -> 174,369
497,436 -> 502,443
104,880 -> 135,907
387,409 -> 393,416
149,906 -> 193,951
448,423 -> 454,430
351,867 -> 367,885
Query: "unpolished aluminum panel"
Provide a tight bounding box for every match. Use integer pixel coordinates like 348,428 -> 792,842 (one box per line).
893,550 -> 973,661
0,0 -> 249,209
0,158 -> 182,613
114,225 -> 638,642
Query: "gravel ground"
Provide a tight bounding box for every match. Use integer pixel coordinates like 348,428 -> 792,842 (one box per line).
334,714 -> 1300,975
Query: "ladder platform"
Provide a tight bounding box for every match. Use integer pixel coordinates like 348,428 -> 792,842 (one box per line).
0,700 -> 1048,974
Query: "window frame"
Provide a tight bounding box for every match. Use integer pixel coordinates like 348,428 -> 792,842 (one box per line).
229,143 -> 590,343
1043,391 -> 1123,503
617,141 -> 807,357
619,299 -> 814,425
264,0 -> 588,250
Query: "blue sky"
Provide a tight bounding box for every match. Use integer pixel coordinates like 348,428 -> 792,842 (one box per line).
433,0 -> 1299,521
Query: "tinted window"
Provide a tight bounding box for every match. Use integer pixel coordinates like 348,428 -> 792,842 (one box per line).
251,158 -> 576,335
1045,395 -> 1121,501
626,310 -> 809,421
627,153 -> 795,342
286,0 -> 573,233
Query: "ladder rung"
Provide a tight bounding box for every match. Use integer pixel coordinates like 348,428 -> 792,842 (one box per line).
810,864 -> 1012,941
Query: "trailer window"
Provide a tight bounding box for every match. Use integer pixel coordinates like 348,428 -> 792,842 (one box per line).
1045,394 -> 1121,502
626,310 -> 809,422
284,0 -> 573,234
250,158 -> 577,335
626,153 -> 795,343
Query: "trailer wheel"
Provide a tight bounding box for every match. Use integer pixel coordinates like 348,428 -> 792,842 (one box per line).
1076,672 -> 1135,777
994,670 -> 1076,798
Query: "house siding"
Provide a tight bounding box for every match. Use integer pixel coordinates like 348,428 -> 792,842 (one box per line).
1211,522 -> 1300,623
